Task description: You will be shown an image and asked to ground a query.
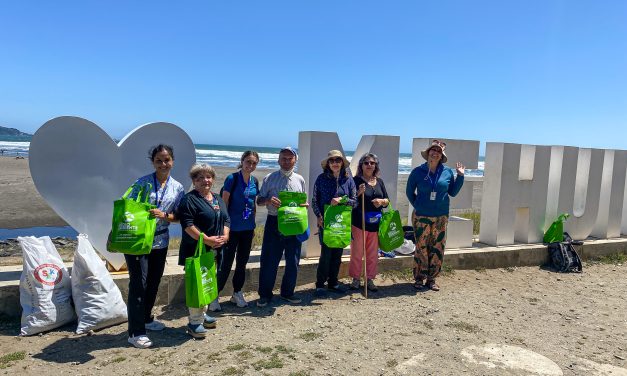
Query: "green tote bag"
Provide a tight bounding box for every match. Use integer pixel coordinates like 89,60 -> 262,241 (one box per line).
278,191 -> 308,236
185,233 -> 219,308
378,205 -> 404,252
108,183 -> 157,255
323,204 -> 352,248
543,213 -> 569,243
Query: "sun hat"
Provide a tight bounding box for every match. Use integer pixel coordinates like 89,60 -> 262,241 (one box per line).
421,140 -> 448,163
279,146 -> 298,160
320,150 -> 350,170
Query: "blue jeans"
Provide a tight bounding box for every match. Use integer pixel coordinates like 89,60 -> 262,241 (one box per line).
258,215 -> 302,299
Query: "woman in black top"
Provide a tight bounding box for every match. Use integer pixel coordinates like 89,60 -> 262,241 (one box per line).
350,153 -> 389,292
177,163 -> 230,339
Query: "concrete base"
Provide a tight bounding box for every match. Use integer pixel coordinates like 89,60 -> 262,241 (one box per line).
1,237 -> 626,318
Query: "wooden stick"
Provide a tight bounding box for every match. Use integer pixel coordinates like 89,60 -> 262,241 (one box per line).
361,192 -> 367,298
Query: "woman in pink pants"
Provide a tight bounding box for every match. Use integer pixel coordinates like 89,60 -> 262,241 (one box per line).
349,153 -> 389,292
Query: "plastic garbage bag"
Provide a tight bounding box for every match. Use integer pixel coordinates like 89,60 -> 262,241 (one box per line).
18,236 -> 75,336
394,239 -> 416,255
72,234 -> 127,334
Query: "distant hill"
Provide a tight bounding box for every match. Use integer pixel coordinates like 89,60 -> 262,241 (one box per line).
0,126 -> 32,141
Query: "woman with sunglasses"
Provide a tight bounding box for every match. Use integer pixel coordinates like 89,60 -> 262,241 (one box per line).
311,150 -> 357,297
349,153 -> 389,292
406,140 -> 464,291
212,151 -> 260,310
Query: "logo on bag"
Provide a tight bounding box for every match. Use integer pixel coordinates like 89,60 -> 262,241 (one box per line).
288,201 -> 298,207
34,264 -> 63,286
390,223 -> 397,231
124,211 -> 135,222
335,214 -> 343,223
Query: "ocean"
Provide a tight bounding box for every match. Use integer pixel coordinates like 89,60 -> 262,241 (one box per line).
0,141 -> 484,176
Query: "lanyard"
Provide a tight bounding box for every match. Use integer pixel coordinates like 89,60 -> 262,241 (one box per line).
425,165 -> 442,192
239,171 -> 252,199
153,173 -> 170,208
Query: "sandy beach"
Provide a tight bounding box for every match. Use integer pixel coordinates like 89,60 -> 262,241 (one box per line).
0,156 -> 481,231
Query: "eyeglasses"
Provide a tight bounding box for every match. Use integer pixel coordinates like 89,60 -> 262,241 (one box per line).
363,161 -> 376,166
329,157 -> 343,164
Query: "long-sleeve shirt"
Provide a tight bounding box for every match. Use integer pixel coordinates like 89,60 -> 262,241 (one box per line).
406,163 -> 464,217
311,172 -> 357,219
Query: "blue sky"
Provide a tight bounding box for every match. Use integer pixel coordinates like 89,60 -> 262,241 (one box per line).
1,1 -> 626,153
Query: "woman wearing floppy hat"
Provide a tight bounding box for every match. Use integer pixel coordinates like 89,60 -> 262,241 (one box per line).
406,140 -> 464,291
311,150 -> 357,296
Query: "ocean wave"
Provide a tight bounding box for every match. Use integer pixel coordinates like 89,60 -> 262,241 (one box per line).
0,140 -> 484,175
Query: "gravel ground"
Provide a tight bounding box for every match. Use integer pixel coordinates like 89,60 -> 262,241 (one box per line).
1,261 -> 626,375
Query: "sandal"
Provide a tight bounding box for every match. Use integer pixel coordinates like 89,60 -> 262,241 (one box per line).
413,279 -> 425,290
427,280 -> 440,291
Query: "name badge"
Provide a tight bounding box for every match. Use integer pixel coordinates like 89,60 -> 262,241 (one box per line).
430,192 -> 436,201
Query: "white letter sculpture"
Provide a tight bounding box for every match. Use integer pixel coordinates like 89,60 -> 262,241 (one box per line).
29,116 -> 196,270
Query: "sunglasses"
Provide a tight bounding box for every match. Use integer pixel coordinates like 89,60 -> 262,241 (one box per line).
329,157 -> 344,164
363,161 -> 376,166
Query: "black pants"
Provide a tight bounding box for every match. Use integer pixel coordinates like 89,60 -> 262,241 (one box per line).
316,228 -> 344,289
216,229 -> 255,293
124,247 -> 168,337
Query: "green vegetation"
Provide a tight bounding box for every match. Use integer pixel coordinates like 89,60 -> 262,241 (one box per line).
298,332 -> 322,342
221,367 -> 245,376
441,264 -> 455,276
255,346 -> 273,354
289,371 -> 311,376
226,343 -> 247,351
457,210 -> 481,235
0,351 -> 25,369
237,350 -> 253,360
588,253 -> 627,265
274,345 -> 295,354
380,268 -> 413,281
252,354 -> 284,371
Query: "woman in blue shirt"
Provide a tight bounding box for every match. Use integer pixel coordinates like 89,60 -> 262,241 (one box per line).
125,144 -> 185,349
213,151 -> 260,310
406,140 -> 464,291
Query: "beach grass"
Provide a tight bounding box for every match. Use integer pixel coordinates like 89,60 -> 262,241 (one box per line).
457,210 -> 481,235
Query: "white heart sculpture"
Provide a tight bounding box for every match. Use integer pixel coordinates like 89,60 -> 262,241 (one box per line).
29,116 -> 196,270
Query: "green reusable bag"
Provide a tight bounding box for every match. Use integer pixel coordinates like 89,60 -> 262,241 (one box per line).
277,191 -> 308,236
185,233 -> 218,308
323,204 -> 352,248
108,183 -> 157,255
543,213 -> 569,243
378,205 -> 404,252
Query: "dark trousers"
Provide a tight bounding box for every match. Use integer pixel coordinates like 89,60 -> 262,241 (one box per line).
316,228 -> 344,288
124,247 -> 168,337
216,229 -> 255,293
258,215 -> 302,299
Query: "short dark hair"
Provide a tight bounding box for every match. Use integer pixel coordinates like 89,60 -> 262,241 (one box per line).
149,144 -> 174,161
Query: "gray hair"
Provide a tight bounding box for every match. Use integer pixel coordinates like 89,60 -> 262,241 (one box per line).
356,153 -> 380,177
189,163 -> 216,180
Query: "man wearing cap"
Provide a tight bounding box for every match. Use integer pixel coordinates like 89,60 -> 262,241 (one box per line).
406,140 -> 465,292
256,147 -> 308,306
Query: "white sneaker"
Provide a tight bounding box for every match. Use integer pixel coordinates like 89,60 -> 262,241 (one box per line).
145,320 -> 166,331
230,291 -> 248,308
208,298 -> 222,312
128,335 -> 152,349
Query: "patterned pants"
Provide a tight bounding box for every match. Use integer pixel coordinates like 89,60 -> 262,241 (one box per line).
412,213 -> 448,281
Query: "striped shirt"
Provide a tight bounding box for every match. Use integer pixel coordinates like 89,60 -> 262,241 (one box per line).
258,170 -> 306,216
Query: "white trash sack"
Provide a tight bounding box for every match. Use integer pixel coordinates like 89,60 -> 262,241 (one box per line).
18,236 -> 76,336
394,238 -> 416,255
72,234 -> 127,334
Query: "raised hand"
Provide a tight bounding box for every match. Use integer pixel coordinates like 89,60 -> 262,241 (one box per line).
456,162 -> 465,176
